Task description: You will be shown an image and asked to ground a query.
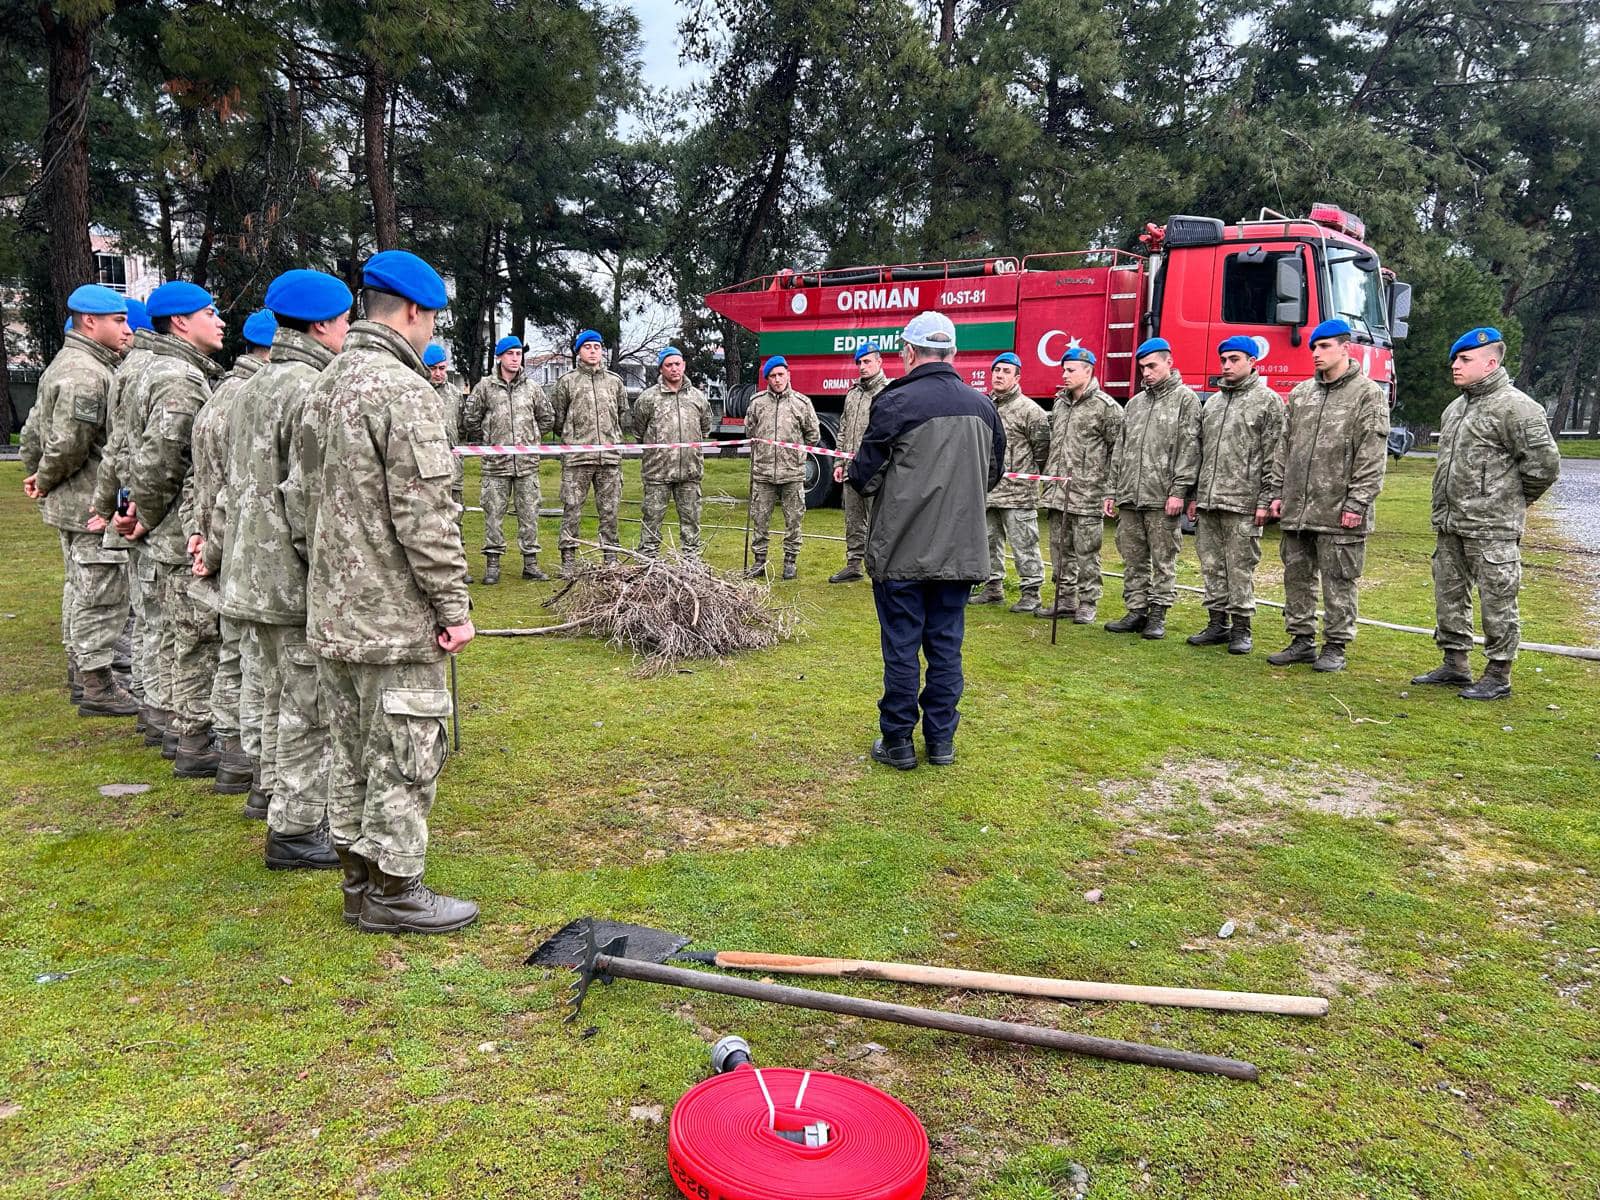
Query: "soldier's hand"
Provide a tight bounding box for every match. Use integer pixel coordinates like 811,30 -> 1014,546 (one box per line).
112,505 -> 138,537
439,620 -> 476,654
1185,500 -> 1198,522
1164,496 -> 1185,517
188,534 -> 204,558
1268,499 -> 1283,520
1254,507 -> 1269,527
1339,510 -> 1362,529
192,554 -> 211,578
1102,497 -> 1116,518
832,465 -> 845,484
86,512 -> 108,533
22,474 -> 42,499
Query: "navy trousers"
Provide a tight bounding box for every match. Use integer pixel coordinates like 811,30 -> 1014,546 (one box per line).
871,580 -> 970,744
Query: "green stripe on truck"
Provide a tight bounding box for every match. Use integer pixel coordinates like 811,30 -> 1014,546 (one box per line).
758,320 -> 1017,357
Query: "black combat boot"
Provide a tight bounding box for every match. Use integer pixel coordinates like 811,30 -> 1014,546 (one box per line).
521,558 -> 549,581
482,554 -> 501,585
173,730 -> 221,778
1459,659 -> 1512,701
1186,610 -> 1231,646
1313,642 -> 1348,672
870,736 -> 917,770
265,822 -> 340,870
1227,614 -> 1253,655
1267,635 -> 1317,665
781,555 -> 798,580
1141,605 -> 1169,639
560,549 -> 578,577
77,667 -> 139,717
143,707 -> 167,747
68,656 -> 82,704
161,729 -> 180,760
1412,650 -> 1472,685
742,555 -> 768,579
214,735 -> 253,795
967,580 -> 1004,606
829,560 -> 864,584
926,739 -> 955,766
1009,585 -> 1041,614
358,867 -> 479,934
1034,589 -> 1075,619
1073,602 -> 1097,624
334,845 -> 371,924
243,788 -> 269,821
1105,608 -> 1148,633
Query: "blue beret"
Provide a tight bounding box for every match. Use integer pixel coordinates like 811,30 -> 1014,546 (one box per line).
573,329 -> 603,351
124,298 -> 152,332
361,250 -> 448,310
67,284 -> 129,316
1217,335 -> 1259,358
241,310 -> 278,347
146,281 -> 215,319
63,317 -> 72,333
657,345 -> 684,366
1450,326 -> 1503,359
264,269 -> 353,323
1062,346 -> 1096,366
495,335 -> 523,356
1135,337 -> 1171,360
422,344 -> 448,367
1308,319 -> 1352,343
853,342 -> 882,362
761,355 -> 788,378
991,352 -> 1021,370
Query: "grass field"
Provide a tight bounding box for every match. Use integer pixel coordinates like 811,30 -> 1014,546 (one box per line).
2,455 -> 1598,1199
1557,438 -> 1600,459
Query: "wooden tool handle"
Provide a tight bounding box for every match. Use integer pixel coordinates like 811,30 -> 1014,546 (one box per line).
710,951 -> 1328,1017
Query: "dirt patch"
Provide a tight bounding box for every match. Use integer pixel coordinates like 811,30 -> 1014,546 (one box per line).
1290,927 -> 1389,997
628,800 -> 804,854
1393,818 -> 1553,880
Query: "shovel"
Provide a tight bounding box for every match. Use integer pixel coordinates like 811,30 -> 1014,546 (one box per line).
530,917 -> 1328,1017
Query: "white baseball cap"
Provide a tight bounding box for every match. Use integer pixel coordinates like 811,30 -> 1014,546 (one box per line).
900,310 -> 957,350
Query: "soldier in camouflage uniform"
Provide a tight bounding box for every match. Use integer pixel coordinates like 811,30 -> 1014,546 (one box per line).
830,343 -> 889,583
1104,339 -> 1201,640
1184,336 -> 1285,655
21,285 -> 136,716
123,282 -> 226,776
465,335 -> 551,583
187,310 -> 275,795
423,345 -> 468,572
969,353 -> 1051,612
631,346 -> 713,558
551,329 -> 628,574
292,250 -> 477,934
1036,347 -> 1121,623
1266,320 -> 1390,673
744,356 -> 820,580
210,270 -> 350,860
1410,327 -> 1560,700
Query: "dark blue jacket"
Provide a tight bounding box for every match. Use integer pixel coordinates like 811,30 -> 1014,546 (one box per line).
846,361 -> 1005,581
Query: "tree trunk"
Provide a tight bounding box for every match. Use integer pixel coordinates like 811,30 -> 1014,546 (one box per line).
192,194 -> 216,287
363,58 -> 399,249
0,288 -> 12,441
38,2 -> 98,331
1545,318 -> 1592,434
155,181 -> 178,280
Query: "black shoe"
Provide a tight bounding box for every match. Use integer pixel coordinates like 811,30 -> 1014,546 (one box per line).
243,787 -> 270,821
265,825 -> 340,870
1459,660 -> 1512,701
173,730 -> 221,778
1313,643 -> 1348,672
358,867 -> 479,934
1141,606 -> 1168,640
334,845 -> 371,924
781,558 -> 798,581
1105,609 -> 1147,634
1187,610 -> 1231,646
743,559 -> 768,579
1267,635 -> 1317,666
214,735 -> 253,794
926,740 -> 955,766
1412,651 -> 1472,685
521,561 -> 549,581
1227,614 -> 1253,655
829,562 -> 864,584
161,729 -> 179,760
482,555 -> 501,585
870,737 -> 917,770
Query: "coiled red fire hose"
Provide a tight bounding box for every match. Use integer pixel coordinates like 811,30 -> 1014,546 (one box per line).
668,1065 -> 928,1200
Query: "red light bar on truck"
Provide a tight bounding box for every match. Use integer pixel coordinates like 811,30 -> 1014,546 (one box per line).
1308,203 -> 1365,241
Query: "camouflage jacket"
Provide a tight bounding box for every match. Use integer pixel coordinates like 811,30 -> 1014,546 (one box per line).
1431,367 -> 1560,541
838,371 -> 889,457
1194,372 -> 1285,515
19,392 -> 43,476
30,332 -> 122,533
550,363 -> 628,468
213,330 -> 336,623
745,387 -> 821,484
986,385 -> 1052,508
295,321 -> 469,664
434,381 -> 466,490
92,330 -> 159,539
630,381 -> 713,483
1110,374 -> 1202,509
129,334 -> 223,564
1041,381 -> 1123,515
188,354 -> 264,606
1279,359 -> 1389,535
465,370 -> 551,478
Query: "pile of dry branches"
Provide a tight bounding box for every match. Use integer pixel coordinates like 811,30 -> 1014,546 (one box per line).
483,547 -> 799,675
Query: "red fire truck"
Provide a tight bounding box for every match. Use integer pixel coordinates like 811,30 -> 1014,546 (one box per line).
704,205 -> 1411,507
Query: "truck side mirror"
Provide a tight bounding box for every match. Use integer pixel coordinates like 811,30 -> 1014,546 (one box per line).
1388,281 -> 1412,340
1273,257 -> 1306,327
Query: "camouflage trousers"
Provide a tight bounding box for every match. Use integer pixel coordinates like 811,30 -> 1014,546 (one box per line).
986,506 -> 1044,588
559,464 -> 622,553
1281,530 -> 1366,645
451,488 -> 464,532
58,530 -> 129,672
124,544 -> 146,696
843,485 -> 870,564
1047,512 -> 1106,605
480,472 -> 541,558
320,655 -> 450,878
134,551 -> 167,711
1432,533 -> 1523,662
639,480 -> 703,557
1195,509 -> 1264,616
236,621 -> 266,781
159,564 -> 220,737
749,480 -> 805,559
209,615 -> 244,741
1115,507 -> 1184,610
257,622 -> 330,837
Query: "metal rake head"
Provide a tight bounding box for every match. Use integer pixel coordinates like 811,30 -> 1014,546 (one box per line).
564,920 -> 630,1023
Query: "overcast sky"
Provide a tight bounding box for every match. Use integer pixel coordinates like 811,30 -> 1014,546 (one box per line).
626,0 -> 704,88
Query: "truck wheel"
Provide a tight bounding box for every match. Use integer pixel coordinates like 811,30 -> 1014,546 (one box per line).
805,414 -> 841,510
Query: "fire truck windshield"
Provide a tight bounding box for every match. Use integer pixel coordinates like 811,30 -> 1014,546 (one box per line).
1325,251 -> 1389,342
